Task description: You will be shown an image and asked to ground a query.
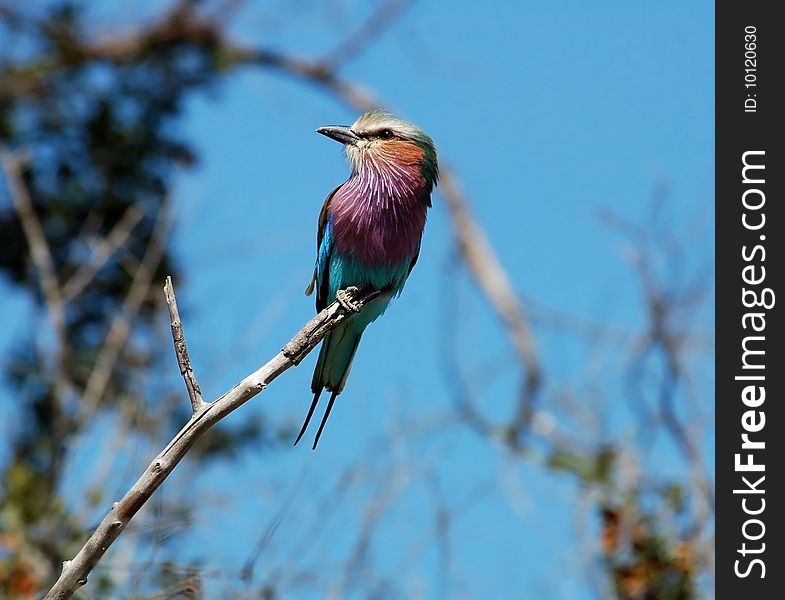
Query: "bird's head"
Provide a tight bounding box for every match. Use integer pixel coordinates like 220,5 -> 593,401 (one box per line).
317,110 -> 438,190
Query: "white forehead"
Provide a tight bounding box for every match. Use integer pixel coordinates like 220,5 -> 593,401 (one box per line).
352,111 -> 419,137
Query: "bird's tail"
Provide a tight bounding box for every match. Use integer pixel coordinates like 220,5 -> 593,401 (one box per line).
294,322 -> 363,449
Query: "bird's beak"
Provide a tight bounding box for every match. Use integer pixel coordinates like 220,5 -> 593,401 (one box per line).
316,126 -> 360,146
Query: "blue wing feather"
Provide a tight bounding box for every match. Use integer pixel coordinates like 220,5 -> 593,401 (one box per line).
315,219 -> 332,311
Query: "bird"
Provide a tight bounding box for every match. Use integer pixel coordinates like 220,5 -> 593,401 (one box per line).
296,109 -> 438,449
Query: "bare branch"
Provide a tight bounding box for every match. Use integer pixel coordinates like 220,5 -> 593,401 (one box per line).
43,283 -> 381,600
164,276 -> 206,414
5,0 -> 541,413
230,47 -> 382,111
438,173 -> 542,426
77,202 -> 171,425
19,1 -> 543,414
240,465 -> 310,583
0,148 -> 66,349
61,205 -> 144,301
323,0 -> 417,68
0,146 -> 75,466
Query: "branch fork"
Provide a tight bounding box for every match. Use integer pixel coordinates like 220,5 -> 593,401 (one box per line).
43,278 -> 379,600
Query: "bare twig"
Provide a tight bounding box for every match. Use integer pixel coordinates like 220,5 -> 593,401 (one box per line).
606,204 -> 715,514
639,258 -> 715,512
1,146 -> 73,485
340,480 -> 402,595
438,173 -> 542,426
133,576 -> 203,600
5,1 -> 543,422
62,205 -> 144,301
77,202 -> 171,425
43,282 -> 381,600
240,465 -> 310,583
323,0 -> 417,68
164,276 -> 206,414
0,148 -> 66,353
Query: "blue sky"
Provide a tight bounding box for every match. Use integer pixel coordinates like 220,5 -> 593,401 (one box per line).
0,1 -> 714,598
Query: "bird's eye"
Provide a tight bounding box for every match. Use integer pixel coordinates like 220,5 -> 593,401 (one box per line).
378,129 -> 393,139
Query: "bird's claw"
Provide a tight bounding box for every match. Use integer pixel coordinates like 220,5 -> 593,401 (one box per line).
336,286 -> 362,313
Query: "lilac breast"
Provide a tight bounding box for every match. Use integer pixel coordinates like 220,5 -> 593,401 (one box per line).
330,165 -> 429,267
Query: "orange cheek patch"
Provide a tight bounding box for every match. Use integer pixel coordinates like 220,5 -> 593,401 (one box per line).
382,140 -> 424,166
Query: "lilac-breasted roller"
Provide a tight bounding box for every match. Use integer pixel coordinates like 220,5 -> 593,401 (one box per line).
295,110 -> 439,449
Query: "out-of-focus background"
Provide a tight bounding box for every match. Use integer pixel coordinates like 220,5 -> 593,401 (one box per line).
0,1 -> 713,598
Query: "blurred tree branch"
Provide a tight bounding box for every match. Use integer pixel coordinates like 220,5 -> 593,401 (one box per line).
0,150 -> 64,340
44,282 -> 381,600
61,206 -> 143,302
1,1 -> 543,430
76,200 -> 172,427
0,2 -> 712,598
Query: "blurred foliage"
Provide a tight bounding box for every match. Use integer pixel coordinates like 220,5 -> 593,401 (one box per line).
0,2 -> 711,599
602,504 -> 696,600
0,2 -> 265,597
547,444 -> 698,599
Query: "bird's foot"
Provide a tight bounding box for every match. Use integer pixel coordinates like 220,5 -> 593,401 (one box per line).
336,286 -> 362,313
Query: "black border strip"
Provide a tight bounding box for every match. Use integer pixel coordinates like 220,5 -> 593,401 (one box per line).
716,2 -> 783,597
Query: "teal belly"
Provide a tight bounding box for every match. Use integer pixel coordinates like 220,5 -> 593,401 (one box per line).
328,253 -> 411,327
